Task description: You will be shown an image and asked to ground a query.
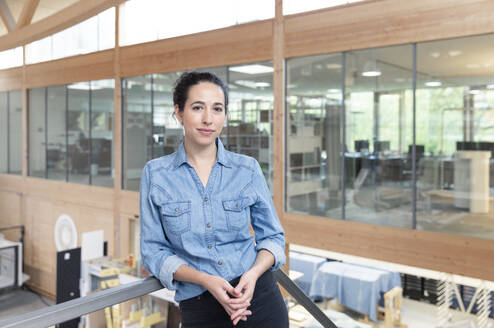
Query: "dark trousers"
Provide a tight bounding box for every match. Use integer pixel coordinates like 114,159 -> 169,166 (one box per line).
179,270 -> 289,328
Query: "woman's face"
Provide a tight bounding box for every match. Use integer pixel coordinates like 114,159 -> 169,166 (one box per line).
175,82 -> 226,148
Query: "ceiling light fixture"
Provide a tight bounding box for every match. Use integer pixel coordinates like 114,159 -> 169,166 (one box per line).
362,60 -> 381,77
229,64 -> 274,74
425,81 -> 442,87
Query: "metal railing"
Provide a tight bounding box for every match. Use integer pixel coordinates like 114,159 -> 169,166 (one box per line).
0,270 -> 336,328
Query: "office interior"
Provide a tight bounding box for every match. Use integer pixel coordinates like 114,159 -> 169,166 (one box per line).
0,0 -> 493,327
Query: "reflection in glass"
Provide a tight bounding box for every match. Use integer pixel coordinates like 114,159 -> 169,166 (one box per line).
286,54 -> 343,216
416,34 -> 494,239
68,82 -> 90,185
123,76 -> 152,191
0,92 -> 7,173
9,91 -> 23,175
29,88 -> 47,178
47,86 -> 67,181
91,80 -> 115,188
345,46 -> 413,227
152,72 -> 184,160
227,63 -> 274,190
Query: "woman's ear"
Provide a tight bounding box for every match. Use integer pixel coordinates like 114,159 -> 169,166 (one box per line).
174,105 -> 183,125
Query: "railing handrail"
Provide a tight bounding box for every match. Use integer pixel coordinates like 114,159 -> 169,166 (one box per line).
0,270 -> 336,328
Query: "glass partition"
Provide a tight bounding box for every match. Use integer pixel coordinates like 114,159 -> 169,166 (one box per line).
91,80 -> 115,187
283,0 -> 364,15
123,63 -> 274,192
8,90 -> 23,175
0,92 -> 7,173
29,88 -> 47,178
0,47 -> 23,70
286,54 -> 343,216
68,83 -> 90,185
29,80 -> 114,187
228,63 -> 274,190
416,34 -> 494,239
344,45 -> 413,228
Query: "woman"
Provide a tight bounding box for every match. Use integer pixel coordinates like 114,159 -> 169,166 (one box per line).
140,71 -> 288,327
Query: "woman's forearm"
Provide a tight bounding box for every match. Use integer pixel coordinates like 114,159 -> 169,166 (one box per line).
247,249 -> 275,279
173,264 -> 211,287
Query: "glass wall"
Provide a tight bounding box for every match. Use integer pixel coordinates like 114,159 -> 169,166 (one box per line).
344,45 -> 413,228
28,88 -> 46,178
228,63 -> 274,189
28,80 -> 114,187
0,90 -> 22,175
286,54 -> 343,216
26,8 -> 115,64
0,92 -> 7,173
123,63 -> 274,191
119,0 -> 274,47
416,34 -> 494,239
283,0 -> 364,15
285,35 -> 494,240
0,47 -> 23,70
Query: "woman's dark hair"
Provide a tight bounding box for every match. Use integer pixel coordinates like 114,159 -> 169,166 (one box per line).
173,71 -> 228,113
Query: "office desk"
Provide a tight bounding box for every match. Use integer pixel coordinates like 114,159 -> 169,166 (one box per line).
289,251 -> 327,295
309,262 -> 401,321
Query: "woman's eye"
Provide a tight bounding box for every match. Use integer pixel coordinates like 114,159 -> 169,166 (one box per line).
192,106 -> 202,111
214,107 -> 224,112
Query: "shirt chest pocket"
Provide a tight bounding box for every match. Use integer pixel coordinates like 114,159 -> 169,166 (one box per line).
222,197 -> 254,231
160,201 -> 191,234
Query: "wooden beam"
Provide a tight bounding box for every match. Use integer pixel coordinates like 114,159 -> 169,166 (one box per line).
284,213 -> 494,281
0,0 -> 15,32
0,0 -> 125,52
16,0 -> 40,30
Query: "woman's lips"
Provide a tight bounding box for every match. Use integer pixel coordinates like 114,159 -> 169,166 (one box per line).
197,128 -> 214,136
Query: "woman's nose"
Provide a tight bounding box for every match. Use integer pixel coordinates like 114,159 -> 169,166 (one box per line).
202,108 -> 212,124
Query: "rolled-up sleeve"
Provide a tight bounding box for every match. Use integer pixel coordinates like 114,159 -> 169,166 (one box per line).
250,159 -> 286,271
140,164 -> 188,290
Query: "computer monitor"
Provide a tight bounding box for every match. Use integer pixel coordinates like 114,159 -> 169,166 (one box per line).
354,140 -> 369,152
374,141 -> 390,152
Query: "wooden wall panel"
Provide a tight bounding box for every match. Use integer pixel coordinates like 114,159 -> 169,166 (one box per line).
120,20 -> 273,78
23,194 -> 114,297
285,0 -> 494,58
0,189 -> 22,241
284,213 -> 494,281
24,50 -> 114,89
0,67 -> 22,91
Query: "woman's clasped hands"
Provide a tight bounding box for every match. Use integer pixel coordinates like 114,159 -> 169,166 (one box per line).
204,270 -> 259,326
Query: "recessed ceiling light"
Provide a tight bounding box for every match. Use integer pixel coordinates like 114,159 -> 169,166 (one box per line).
229,64 -> 274,74
255,82 -> 271,88
326,63 -> 342,69
487,84 -> 494,89
327,89 -> 340,93
425,81 -> 442,87
469,89 -> 480,95
448,50 -> 462,57
430,52 -> 440,58
362,71 -> 381,77
466,63 -> 481,69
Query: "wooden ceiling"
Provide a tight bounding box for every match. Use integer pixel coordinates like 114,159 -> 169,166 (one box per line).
0,0 -> 78,37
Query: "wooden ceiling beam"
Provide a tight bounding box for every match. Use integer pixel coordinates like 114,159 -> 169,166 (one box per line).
0,0 -> 15,33
16,0 -> 40,30
0,0 -> 125,52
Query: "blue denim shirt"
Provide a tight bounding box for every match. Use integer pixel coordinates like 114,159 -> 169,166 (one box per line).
140,138 -> 285,302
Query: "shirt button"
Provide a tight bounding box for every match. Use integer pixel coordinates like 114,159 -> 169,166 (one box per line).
207,245 -> 212,249
203,197 -> 208,202
174,208 -> 179,212
206,223 -> 211,228
218,260 -> 222,265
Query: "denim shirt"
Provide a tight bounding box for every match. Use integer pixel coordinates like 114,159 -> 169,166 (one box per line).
140,138 -> 286,302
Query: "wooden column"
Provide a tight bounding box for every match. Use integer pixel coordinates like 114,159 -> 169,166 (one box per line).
113,2 -> 122,258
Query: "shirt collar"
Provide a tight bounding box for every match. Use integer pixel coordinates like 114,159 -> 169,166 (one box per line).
172,137 -> 231,169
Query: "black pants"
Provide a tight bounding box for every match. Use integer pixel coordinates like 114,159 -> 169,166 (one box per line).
179,270 -> 289,328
